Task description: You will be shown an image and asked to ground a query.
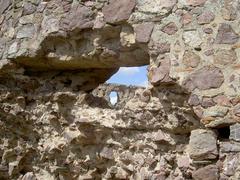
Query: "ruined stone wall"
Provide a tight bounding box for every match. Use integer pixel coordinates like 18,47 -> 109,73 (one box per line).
1,0 -> 240,179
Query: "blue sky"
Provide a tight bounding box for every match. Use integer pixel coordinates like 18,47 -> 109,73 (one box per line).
107,65 -> 148,104
107,65 -> 148,87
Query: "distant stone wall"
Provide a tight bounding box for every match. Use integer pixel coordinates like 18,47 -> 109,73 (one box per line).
1,0 -> 240,179
92,83 -> 145,108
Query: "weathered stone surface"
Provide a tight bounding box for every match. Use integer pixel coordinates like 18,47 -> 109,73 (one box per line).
186,0 -> 207,6
1,0 -> 240,179
102,0 -> 136,24
61,5 -> 95,30
188,129 -> 218,160
230,123 -> 240,142
220,142 -> 240,152
201,97 -> 216,108
215,24 -> 239,44
0,0 -> 11,14
192,165 -> 219,180
183,51 -> 200,68
197,11 -> 215,25
233,105 -> 240,117
188,94 -> 200,106
183,66 -> 224,91
183,30 -> 202,48
161,22 -> 178,35
134,22 -> 154,43
214,49 -> 237,65
222,154 -> 240,177
222,0 -> 238,21
149,57 -> 174,85
17,24 -> 35,39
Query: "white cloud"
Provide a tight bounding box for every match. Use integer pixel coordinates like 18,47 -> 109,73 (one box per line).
118,67 -> 140,76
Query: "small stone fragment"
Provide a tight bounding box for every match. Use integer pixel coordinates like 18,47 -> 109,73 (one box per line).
188,94 -> 200,106
233,105 -> 240,117
183,50 -> 200,68
161,22 -> 178,35
201,97 -> 215,108
197,11 -> 215,25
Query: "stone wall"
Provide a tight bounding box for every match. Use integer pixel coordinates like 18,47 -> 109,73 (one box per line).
1,0 -> 240,179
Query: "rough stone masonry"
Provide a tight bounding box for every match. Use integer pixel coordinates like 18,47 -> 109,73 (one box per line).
1,0 -> 240,179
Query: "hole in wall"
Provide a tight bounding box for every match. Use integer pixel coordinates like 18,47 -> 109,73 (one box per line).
107,65 -> 148,87
217,126 -> 230,140
109,91 -> 118,106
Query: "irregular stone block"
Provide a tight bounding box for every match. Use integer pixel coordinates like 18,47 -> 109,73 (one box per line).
186,0 -> 207,6
214,49 -> 237,65
192,165 -> 219,180
183,50 -> 200,68
220,142 -> 240,152
215,24 -> 239,44
183,66 -> 224,91
197,11 -> 215,25
102,0 -> 136,24
188,129 -> 218,160
230,123 -> 240,142
134,22 -> 154,43
161,22 -> 178,35
0,0 -> 11,14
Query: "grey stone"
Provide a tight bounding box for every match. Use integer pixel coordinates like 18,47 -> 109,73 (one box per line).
230,123 -> 240,142
188,129 -> 218,160
17,24 -> 35,39
220,142 -> 240,152
192,165 -> 219,180
0,0 -> 11,14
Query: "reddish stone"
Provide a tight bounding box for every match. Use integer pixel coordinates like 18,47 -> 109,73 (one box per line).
186,0 -> 207,6
188,94 -> 200,106
203,28 -> 213,34
213,95 -> 231,107
161,22 -> 178,35
192,165 -> 219,180
150,42 -> 171,55
214,49 -> 237,65
215,23 -> 239,44
183,51 -> 200,68
201,97 -> 216,108
197,11 -> 215,25
181,13 -> 192,25
183,66 -> 224,91
149,57 -> 174,85
134,22 -> 154,43
102,0 -> 136,24
193,106 -> 204,119
60,5 -> 94,31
